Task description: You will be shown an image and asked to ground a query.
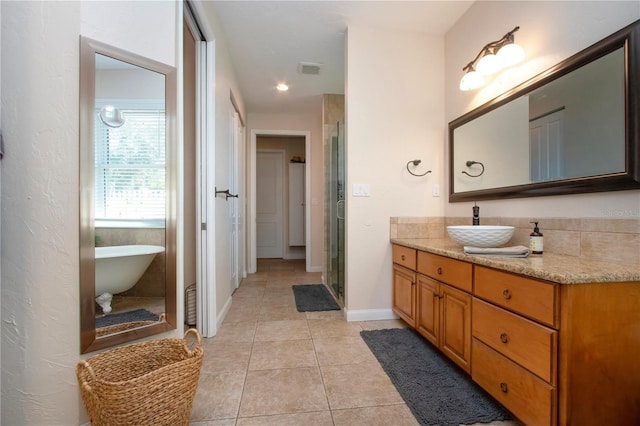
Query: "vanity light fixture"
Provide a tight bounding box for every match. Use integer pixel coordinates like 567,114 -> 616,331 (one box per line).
459,26 -> 524,91
276,83 -> 289,92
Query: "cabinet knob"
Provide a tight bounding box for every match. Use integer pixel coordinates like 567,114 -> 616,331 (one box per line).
437,267 -> 443,275
500,382 -> 508,393
500,332 -> 509,344
502,289 -> 512,300
401,254 -> 406,261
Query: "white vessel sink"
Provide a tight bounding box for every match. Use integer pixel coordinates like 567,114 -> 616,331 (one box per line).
447,225 -> 515,248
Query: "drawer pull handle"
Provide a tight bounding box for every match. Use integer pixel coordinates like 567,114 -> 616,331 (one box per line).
500,382 -> 508,393
500,332 -> 509,343
401,254 -> 406,261
437,267 -> 443,275
502,289 -> 512,300
433,293 -> 443,299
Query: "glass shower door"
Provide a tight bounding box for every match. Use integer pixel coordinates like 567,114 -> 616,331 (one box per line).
326,122 -> 345,303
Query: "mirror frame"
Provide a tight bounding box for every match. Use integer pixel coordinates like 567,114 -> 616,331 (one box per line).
449,19 -> 640,202
79,36 -> 177,354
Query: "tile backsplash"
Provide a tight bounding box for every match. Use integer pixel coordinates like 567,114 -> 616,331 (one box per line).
390,216 -> 640,266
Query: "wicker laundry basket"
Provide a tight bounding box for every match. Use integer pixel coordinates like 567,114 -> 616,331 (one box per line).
76,328 -> 203,426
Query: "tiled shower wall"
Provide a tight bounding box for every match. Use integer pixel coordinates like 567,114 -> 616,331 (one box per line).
390,216 -> 640,266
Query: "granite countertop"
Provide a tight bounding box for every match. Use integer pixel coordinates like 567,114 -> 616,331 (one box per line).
391,238 -> 640,284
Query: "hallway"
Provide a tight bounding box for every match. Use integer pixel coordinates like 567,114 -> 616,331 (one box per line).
189,259 -> 419,425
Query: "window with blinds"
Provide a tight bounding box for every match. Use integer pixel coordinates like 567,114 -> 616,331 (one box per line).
95,108 -> 166,220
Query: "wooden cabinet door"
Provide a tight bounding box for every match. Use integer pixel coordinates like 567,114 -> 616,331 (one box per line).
416,274 -> 439,346
392,264 -> 416,326
440,284 -> 471,373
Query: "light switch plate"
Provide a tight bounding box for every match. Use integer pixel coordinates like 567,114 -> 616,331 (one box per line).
353,183 -> 370,197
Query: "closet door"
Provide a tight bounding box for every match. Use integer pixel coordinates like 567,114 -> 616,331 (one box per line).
288,162 -> 305,246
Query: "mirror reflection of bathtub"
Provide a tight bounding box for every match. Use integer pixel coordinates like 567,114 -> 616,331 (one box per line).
94,244 -> 165,315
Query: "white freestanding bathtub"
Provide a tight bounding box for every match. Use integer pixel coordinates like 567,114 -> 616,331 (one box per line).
95,244 -> 165,314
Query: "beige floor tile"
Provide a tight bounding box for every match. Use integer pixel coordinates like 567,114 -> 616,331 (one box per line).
211,321 -> 257,343
236,411 -> 333,425
332,404 -> 419,426
200,341 -> 252,373
190,371 -> 246,421
321,363 -> 404,410
249,339 -> 317,370
238,367 -> 329,417
258,304 -> 306,321
233,286 -> 266,299
223,304 -> 261,323
305,310 -> 344,320
190,420 -> 236,426
357,318 -> 409,330
254,320 -> 310,341
308,319 -> 363,338
313,335 -> 378,366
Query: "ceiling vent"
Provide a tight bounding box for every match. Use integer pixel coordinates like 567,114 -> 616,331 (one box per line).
297,62 -> 322,75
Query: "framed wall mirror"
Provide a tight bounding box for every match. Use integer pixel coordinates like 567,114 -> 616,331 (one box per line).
449,19 -> 639,202
79,37 -> 177,354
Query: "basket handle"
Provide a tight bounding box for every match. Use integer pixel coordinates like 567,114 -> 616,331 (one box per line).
183,328 -> 202,354
76,360 -> 96,392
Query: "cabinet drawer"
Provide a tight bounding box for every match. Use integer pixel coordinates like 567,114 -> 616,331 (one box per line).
472,339 -> 556,426
474,266 -> 557,327
417,251 -> 472,292
472,298 -> 557,384
392,244 -> 416,270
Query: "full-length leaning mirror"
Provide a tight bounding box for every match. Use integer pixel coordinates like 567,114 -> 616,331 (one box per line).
79,37 -> 177,354
449,19 -> 639,201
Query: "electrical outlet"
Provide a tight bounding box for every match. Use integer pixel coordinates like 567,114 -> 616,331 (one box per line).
432,184 -> 440,197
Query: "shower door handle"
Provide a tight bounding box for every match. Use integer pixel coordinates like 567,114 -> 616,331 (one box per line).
337,200 -> 345,220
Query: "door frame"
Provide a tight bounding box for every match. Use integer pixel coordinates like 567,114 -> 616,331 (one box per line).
248,129 -> 311,273
185,1 -> 217,338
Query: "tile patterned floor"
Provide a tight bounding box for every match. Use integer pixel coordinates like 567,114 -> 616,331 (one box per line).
189,259 -> 519,426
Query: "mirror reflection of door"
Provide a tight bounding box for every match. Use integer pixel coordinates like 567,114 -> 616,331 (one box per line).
93,54 -> 167,335
529,109 -> 564,182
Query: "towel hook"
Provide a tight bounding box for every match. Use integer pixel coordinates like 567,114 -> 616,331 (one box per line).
406,159 -> 432,177
461,160 -> 485,177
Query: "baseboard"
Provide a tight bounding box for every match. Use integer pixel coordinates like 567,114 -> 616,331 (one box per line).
306,265 -> 323,273
216,295 -> 233,332
344,308 -> 398,322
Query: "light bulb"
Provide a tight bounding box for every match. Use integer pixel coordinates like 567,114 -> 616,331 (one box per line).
459,70 -> 484,91
497,43 -> 525,67
276,83 -> 289,92
476,52 -> 501,76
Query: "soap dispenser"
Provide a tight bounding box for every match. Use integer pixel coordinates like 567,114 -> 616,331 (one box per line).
529,221 -> 544,254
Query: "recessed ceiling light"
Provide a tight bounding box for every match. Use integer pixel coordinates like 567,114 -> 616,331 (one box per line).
276,83 -> 289,92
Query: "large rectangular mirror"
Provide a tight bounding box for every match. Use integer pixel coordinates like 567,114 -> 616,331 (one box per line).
79,37 -> 177,354
449,19 -> 639,201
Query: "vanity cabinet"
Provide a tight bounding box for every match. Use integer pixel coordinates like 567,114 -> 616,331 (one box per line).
392,245 -> 417,326
390,242 -> 640,425
416,252 -> 472,373
417,274 -> 471,372
472,266 -> 559,425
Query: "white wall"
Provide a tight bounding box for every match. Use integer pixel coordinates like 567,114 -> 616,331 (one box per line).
445,1 -> 640,218
345,25 -> 445,317
0,1 -> 178,424
247,112 -> 324,271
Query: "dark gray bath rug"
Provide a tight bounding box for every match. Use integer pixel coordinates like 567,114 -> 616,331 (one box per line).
292,284 -> 341,312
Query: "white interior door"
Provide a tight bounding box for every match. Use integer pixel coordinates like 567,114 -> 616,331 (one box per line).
256,150 -> 284,258
288,162 -> 305,246
229,103 -> 240,291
